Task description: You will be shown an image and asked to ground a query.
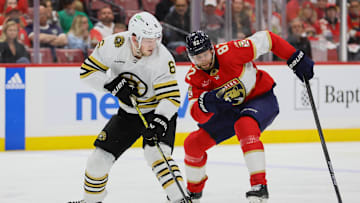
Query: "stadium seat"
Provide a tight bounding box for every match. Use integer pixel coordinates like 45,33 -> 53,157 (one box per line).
141,0 -> 160,14
327,49 -> 338,61
88,48 -> 95,56
113,0 -> 139,10
27,48 -> 53,63
55,49 -> 85,63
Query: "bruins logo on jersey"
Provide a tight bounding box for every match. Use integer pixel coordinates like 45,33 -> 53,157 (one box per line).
119,72 -> 148,96
97,131 -> 107,141
216,78 -> 246,105
114,36 -> 125,48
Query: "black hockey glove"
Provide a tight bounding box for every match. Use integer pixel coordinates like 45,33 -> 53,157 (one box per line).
104,75 -> 138,106
287,50 -> 314,82
142,114 -> 169,145
198,89 -> 233,113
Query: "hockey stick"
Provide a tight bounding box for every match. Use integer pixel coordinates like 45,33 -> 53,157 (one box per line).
129,96 -> 189,201
304,77 -> 342,203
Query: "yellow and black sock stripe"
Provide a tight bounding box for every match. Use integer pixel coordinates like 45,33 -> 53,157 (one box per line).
83,171 -> 108,194
152,158 -> 183,189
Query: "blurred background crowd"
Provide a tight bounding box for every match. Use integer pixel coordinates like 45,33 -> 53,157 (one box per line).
0,0 -> 359,63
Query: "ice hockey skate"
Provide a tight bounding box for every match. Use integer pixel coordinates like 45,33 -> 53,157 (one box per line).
165,196 -> 193,203
187,191 -> 202,203
246,184 -> 268,203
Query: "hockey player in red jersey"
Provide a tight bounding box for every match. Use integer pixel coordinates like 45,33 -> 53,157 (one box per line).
183,30 -> 314,203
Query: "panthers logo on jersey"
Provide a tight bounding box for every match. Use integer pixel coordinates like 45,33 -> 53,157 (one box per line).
216,78 -> 246,105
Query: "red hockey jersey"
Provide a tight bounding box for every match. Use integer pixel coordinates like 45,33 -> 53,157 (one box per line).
185,31 -> 296,123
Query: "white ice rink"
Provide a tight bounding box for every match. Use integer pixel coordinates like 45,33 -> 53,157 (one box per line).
1,142 -> 359,203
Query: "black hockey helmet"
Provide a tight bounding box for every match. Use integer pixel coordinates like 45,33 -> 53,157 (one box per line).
185,30 -> 212,56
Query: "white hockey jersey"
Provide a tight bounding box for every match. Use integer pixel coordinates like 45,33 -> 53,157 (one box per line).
80,31 -> 180,119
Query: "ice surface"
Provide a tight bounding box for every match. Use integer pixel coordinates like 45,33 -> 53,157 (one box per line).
0,142 -> 359,203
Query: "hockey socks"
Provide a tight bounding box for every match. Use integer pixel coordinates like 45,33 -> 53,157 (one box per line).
184,153 -> 208,194
144,144 -> 188,202
235,116 -> 267,186
83,148 -> 115,202
184,128 -> 216,194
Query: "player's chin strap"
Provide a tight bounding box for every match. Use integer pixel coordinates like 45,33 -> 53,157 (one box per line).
130,36 -> 142,57
129,95 -> 189,202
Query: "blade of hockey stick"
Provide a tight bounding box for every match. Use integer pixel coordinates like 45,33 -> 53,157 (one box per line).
304,77 -> 342,203
129,96 -> 189,201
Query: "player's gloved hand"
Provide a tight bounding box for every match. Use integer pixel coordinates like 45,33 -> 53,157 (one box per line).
287,50 -> 314,82
142,114 -> 169,144
198,90 -> 233,113
104,75 -> 138,106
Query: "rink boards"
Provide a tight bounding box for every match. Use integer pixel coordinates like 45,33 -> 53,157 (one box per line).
1,63 -> 360,151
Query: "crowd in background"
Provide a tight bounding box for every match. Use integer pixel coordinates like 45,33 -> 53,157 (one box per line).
0,0 -> 359,63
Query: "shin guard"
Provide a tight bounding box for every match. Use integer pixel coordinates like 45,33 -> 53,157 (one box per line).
83,148 -> 115,202
144,143 -> 187,202
184,128 -> 216,193
235,117 -> 267,186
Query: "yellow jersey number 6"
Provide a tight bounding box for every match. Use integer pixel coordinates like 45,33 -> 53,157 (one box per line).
215,43 -> 229,55
168,61 -> 176,74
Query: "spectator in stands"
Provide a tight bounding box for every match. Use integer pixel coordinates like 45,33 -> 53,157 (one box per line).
201,0 -> 224,43
232,0 -> 252,39
287,18 -> 312,58
286,0 -> 301,23
0,15 -> 31,48
93,7 -> 114,39
0,6 -> 27,28
0,19 -> 30,63
0,5 -> 31,47
25,5 -> 68,61
261,0 -> 282,35
113,22 -> 126,34
215,0 -> 226,17
0,0 -> 28,14
43,0 -> 60,27
66,15 -> 97,57
347,0 -> 360,61
74,0 -> 84,12
163,0 -> 190,61
315,0 -> 328,20
155,0 -> 175,21
57,0 -> 93,33
298,1 -> 317,32
314,3 -> 340,44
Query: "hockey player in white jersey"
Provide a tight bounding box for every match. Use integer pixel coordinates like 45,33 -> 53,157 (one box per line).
69,11 -> 191,203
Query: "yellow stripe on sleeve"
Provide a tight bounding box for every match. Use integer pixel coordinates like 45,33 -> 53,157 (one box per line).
89,55 -> 109,71
156,91 -> 181,100
266,31 -> 273,51
154,80 -> 178,89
